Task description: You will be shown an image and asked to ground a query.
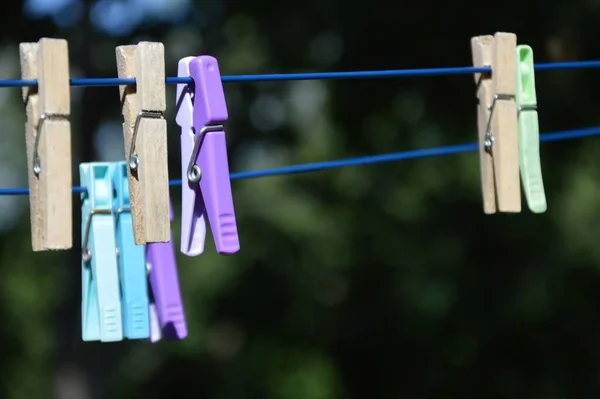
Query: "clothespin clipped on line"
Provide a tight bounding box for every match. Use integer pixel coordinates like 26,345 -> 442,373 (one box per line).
471,33 -> 547,214
516,45 -> 547,213
176,56 -> 207,255
80,162 -> 123,342
177,55 -> 240,257
471,32 -> 520,214
116,42 -> 170,244
113,161 -> 150,340
147,201 -> 188,342
19,38 -> 72,250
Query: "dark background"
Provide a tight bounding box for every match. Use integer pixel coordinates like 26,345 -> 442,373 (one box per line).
0,0 -> 599,398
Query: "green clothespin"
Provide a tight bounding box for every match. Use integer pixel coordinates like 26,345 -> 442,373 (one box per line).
516,45 -> 547,213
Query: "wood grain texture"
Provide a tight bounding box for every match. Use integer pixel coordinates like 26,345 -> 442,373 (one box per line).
471,35 -> 496,214
20,38 -> 72,251
116,42 -> 169,244
492,32 -> 520,213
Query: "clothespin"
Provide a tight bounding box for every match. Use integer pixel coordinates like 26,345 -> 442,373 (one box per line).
19,38 -> 72,250
80,163 -> 123,342
177,55 -> 240,256
516,45 -> 547,213
471,32 -> 521,214
116,42 -> 170,244
147,202 -> 188,341
176,57 -> 207,255
113,161 -> 150,339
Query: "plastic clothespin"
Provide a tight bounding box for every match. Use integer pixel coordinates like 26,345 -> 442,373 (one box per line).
147,201 -> 188,342
19,38 -> 72,250
471,32 -> 521,214
113,161 -> 150,339
177,55 -> 240,256
176,57 -> 207,255
516,45 -> 547,213
80,163 -> 123,342
116,42 -> 170,244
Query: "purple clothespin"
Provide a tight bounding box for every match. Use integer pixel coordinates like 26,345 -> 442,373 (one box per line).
146,202 -> 187,342
176,55 -> 240,257
177,57 -> 207,256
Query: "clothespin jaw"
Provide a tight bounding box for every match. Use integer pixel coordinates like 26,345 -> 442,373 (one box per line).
147,200 -> 188,341
516,45 -> 547,213
19,38 -> 72,250
80,163 -> 123,342
116,42 -> 170,244
471,32 -> 521,214
112,161 -> 150,339
176,57 -> 207,256
178,55 -> 240,256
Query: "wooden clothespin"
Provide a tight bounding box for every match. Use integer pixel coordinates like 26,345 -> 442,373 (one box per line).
471,32 -> 520,214
116,42 -> 170,244
19,38 -> 72,250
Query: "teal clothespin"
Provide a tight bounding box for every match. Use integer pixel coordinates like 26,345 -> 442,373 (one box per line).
113,161 -> 150,339
80,162 -> 123,342
516,45 -> 547,213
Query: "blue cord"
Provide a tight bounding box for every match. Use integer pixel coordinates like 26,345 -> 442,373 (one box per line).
1,126 -> 598,196
2,60 -> 600,87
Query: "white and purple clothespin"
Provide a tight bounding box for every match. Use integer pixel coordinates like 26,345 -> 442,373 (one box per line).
146,202 -> 187,342
176,55 -> 240,256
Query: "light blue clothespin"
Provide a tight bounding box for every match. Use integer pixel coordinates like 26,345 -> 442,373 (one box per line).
80,162 -> 123,342
112,161 -> 150,339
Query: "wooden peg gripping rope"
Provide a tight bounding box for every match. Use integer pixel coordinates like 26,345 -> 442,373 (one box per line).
471,32 -> 520,214
491,32 -> 520,212
116,42 -> 170,244
19,38 -> 72,250
471,35 -> 496,214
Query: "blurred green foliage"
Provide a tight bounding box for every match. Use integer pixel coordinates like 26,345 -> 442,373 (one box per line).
0,0 -> 600,398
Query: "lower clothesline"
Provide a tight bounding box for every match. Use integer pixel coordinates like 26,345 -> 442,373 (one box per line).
0,125 -> 598,196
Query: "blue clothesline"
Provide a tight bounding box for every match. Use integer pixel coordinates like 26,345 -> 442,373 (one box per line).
0,126 -> 598,196
1,60 -> 599,87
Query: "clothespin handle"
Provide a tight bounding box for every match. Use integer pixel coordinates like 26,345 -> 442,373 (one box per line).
113,161 -> 151,339
147,199 -> 188,340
